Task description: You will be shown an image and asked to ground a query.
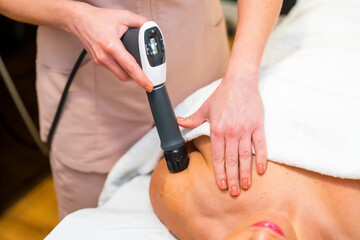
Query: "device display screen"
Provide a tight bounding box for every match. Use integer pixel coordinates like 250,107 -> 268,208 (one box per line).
145,27 -> 165,67
149,38 -> 159,55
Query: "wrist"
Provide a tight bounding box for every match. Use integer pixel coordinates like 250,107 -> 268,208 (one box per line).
223,64 -> 259,90
64,1 -> 92,35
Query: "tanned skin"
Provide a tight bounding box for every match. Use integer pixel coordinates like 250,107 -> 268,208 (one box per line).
150,136 -> 360,240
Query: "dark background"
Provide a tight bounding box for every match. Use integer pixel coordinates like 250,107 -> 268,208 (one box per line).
0,15 -> 50,215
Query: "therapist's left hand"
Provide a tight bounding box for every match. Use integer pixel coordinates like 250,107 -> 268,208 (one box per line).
177,71 -> 267,197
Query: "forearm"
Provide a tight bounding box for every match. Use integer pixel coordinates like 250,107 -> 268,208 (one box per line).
226,0 -> 282,85
0,0 -> 88,33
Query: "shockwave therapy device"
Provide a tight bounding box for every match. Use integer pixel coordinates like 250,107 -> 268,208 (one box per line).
45,21 -> 188,172
121,21 -> 189,172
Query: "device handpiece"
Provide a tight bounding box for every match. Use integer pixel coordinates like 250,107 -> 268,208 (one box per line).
121,21 -> 189,172
146,84 -> 189,172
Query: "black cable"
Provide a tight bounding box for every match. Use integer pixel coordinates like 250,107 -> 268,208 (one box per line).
280,0 -> 297,15
46,49 -> 87,147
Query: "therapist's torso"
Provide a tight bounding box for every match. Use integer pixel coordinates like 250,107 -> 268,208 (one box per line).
36,0 -> 230,172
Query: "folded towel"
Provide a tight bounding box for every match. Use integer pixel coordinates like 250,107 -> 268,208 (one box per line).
99,0 -> 360,206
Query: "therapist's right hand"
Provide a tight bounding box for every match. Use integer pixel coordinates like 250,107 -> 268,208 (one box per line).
70,3 -> 153,92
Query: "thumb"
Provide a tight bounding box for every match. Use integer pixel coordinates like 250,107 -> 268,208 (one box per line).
177,108 -> 206,129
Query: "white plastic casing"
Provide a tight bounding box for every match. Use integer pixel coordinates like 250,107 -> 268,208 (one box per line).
138,21 -> 167,86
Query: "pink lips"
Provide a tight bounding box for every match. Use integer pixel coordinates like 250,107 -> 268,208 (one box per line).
252,221 -> 285,237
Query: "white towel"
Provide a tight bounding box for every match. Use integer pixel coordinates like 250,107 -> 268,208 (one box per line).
99,0 -> 360,206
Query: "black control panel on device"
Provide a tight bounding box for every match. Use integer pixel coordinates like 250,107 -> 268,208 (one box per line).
144,27 -> 166,67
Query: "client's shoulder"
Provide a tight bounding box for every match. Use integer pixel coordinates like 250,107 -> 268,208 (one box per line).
149,149 -> 209,238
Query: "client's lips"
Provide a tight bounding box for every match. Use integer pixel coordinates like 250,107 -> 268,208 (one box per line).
252,221 -> 285,237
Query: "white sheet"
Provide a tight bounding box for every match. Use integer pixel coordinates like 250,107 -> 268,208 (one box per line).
46,0 -> 360,239
46,176 -> 175,239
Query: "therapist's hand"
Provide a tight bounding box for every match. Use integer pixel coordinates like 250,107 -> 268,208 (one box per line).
70,3 -> 153,92
177,71 -> 267,196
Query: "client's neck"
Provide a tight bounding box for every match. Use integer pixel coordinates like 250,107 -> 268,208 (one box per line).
268,171 -> 360,240
192,168 -> 359,239
292,176 -> 360,240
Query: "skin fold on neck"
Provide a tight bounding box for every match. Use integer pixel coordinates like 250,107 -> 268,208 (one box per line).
149,136 -> 360,239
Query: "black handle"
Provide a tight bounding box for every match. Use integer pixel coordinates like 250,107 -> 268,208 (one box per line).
121,28 -> 142,67
146,85 -> 185,151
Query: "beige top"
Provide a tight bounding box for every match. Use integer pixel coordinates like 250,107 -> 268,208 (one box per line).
36,0 -> 230,173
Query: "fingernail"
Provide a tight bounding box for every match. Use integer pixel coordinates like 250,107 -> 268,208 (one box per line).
220,179 -> 227,189
257,164 -> 264,174
177,117 -> 185,123
242,178 -> 249,189
231,186 -> 239,196
145,85 -> 153,92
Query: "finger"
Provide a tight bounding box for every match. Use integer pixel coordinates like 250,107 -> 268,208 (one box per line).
210,130 -> 227,190
225,136 -> 240,196
100,37 -> 152,90
252,126 -> 268,175
111,42 -> 153,92
177,107 -> 207,129
122,10 -> 149,28
95,51 -> 131,81
239,134 -> 252,190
